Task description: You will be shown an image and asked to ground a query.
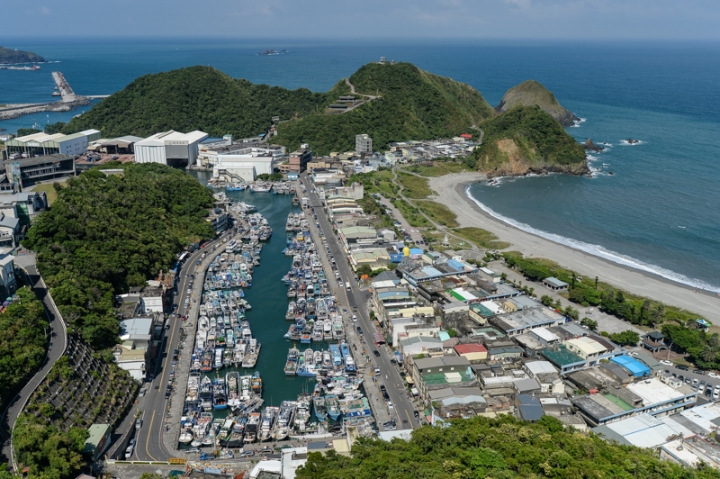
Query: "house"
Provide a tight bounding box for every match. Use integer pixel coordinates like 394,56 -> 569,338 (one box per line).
490,307 -> 565,337
114,317 -> 154,381
0,252 -> 17,296
411,356 -> 475,404
642,331 -> 668,352
429,386 -> 487,424
371,270 -> 401,289
523,361 -> 565,395
2,154 -> 76,187
349,247 -> 390,271
542,277 -> 568,291
82,424 -> 112,461
453,343 -> 488,362
399,336 -> 444,358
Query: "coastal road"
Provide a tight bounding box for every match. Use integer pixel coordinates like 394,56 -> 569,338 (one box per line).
134,235 -> 228,461
0,261 -> 67,468
300,175 -> 419,430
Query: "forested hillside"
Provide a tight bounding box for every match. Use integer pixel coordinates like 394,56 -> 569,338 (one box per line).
62,66 -> 330,138
469,105 -> 587,176
298,416 -> 720,479
22,163 -> 216,349
273,62 -> 495,154
0,287 -> 48,409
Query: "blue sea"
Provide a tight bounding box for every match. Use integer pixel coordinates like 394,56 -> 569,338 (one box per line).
1,38 -> 719,291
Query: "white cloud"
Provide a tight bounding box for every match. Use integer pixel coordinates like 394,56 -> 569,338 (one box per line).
39,6 -> 51,15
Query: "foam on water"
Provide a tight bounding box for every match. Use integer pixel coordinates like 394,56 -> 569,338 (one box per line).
620,139 -> 644,146
570,118 -> 587,128
465,184 -> 720,294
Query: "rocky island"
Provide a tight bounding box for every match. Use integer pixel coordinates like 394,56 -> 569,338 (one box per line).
0,46 -> 45,64
496,79 -> 580,127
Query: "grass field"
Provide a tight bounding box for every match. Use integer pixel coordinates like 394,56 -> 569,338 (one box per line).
392,199 -> 431,227
416,200 -> 459,227
404,161 -> 474,177
452,227 -> 511,250
32,182 -> 64,206
396,172 -> 433,199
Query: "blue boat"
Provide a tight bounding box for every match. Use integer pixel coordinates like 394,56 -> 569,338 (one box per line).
329,344 -> 342,367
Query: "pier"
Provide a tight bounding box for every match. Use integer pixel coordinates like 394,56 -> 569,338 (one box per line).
0,71 -> 107,121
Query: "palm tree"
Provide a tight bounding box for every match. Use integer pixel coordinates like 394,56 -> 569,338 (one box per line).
701,344 -> 718,363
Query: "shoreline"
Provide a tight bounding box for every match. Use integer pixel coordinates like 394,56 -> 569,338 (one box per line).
429,172 -> 720,323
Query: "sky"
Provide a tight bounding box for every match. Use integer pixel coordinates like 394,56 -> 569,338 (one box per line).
3,0 -> 720,40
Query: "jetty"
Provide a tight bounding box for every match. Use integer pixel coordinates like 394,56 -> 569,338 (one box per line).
0,71 -> 108,121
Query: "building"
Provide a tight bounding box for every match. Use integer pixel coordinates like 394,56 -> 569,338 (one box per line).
571,377 -> 697,426
542,277 -> 569,291
4,129 -> 101,158
399,258 -> 479,287
114,317 -> 154,381
661,436 -> 720,469
338,226 -> 378,250
134,130 -> 208,167
593,413 -> 691,450
211,146 -> 283,182
411,356 -> 476,403
285,145 -> 313,173
2,154 -> 75,187
207,208 -> 228,233
399,336 -> 444,358
0,252 -> 17,295
350,247 -> 390,271
429,386 -> 487,424
490,307 -> 565,337
355,134 -> 372,155
82,424 -> 112,461
453,343 -> 488,362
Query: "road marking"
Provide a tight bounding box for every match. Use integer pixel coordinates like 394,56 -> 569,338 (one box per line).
145,411 -> 158,461
405,409 -> 413,427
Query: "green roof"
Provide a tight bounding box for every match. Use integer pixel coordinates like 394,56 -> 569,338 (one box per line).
421,370 -> 474,386
603,394 -> 634,411
541,345 -> 584,366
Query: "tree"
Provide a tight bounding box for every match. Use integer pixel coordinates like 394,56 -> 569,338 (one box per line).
609,330 -> 640,346
540,295 -> 553,307
580,317 -> 598,331
356,265 -> 372,277
595,276 -> 599,289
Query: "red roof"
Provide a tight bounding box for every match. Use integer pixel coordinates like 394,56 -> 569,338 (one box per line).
460,134 -> 473,139
454,343 -> 487,354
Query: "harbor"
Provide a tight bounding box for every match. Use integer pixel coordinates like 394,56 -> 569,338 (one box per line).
164,173 -> 375,458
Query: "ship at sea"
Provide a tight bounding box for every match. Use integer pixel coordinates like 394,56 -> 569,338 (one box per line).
257,49 -> 288,56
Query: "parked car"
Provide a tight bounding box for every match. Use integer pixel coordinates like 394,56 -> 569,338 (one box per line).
125,444 -> 134,459
186,447 -> 201,454
135,418 -> 142,429
240,450 -> 255,457
373,350 -> 381,357
677,365 -> 690,371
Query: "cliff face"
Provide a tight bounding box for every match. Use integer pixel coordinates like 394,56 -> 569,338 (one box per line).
496,80 -> 579,127
0,46 -> 45,64
470,105 -> 588,177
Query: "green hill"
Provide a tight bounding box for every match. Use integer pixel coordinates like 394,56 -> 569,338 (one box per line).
272,62 -> 495,154
0,46 -> 45,64
62,66 -> 330,138
297,415 -> 720,479
497,80 -> 579,127
469,105 -> 588,177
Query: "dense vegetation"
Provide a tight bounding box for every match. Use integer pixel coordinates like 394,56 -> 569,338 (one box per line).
503,251 -> 698,327
298,415 -> 720,479
496,80 -> 579,127
0,287 -> 48,409
469,106 -> 586,173
0,47 -> 45,64
23,163 -> 215,349
662,324 -> 720,370
274,62 -> 494,154
12,413 -> 88,479
16,128 -> 42,137
62,66 -> 330,138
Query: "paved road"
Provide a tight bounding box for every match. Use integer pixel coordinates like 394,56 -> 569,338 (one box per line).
134,235 -> 229,461
0,262 -> 67,468
300,175 -> 419,430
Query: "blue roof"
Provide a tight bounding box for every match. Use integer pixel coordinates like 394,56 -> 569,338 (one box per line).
438,331 -> 451,341
611,355 -> 651,377
421,266 -> 443,276
446,259 -> 464,271
410,248 -> 423,255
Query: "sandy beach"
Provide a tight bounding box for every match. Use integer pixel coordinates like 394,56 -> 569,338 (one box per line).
430,172 -> 720,323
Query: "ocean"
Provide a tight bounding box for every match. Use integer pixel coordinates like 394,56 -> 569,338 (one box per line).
2,38 -> 719,291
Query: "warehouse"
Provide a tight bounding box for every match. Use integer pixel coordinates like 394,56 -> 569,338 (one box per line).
4,129 -> 101,159
134,130 -> 208,167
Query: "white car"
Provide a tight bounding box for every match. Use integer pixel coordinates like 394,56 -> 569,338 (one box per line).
708,372 -> 719,378
352,314 -> 357,321
338,281 -> 344,288
660,360 -> 673,366
125,444 -> 134,459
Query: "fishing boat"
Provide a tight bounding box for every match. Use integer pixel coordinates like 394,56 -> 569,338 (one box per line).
251,371 -> 263,393
214,348 -> 224,370
200,376 -> 213,411
243,412 -> 260,443
313,396 -> 328,421
284,346 -> 300,376
212,378 -> 227,410
226,371 -> 241,409
259,406 -> 280,442
242,340 -> 261,368
272,401 -> 297,441
294,395 -> 312,433
224,416 -> 246,448
178,424 -> 194,444
327,395 -> 342,421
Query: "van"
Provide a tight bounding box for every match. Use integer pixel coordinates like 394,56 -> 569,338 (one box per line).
346,283 -> 351,291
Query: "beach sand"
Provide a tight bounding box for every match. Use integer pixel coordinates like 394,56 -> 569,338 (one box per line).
430,172 -> 720,323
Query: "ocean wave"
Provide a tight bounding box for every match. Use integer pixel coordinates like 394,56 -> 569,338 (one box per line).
570,118 -> 587,128
465,184 -> 720,293
620,139 -> 644,146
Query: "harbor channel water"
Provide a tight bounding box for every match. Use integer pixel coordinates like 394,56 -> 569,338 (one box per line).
188,171 -> 325,425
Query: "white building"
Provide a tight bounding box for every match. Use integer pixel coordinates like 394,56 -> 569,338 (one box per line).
0,252 -> 16,295
114,317 -> 154,382
4,129 -> 100,158
134,130 -> 208,167
211,147 -> 282,182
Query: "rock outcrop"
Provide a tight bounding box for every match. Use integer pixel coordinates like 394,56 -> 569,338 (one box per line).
496,80 -> 579,127
583,139 -> 604,152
